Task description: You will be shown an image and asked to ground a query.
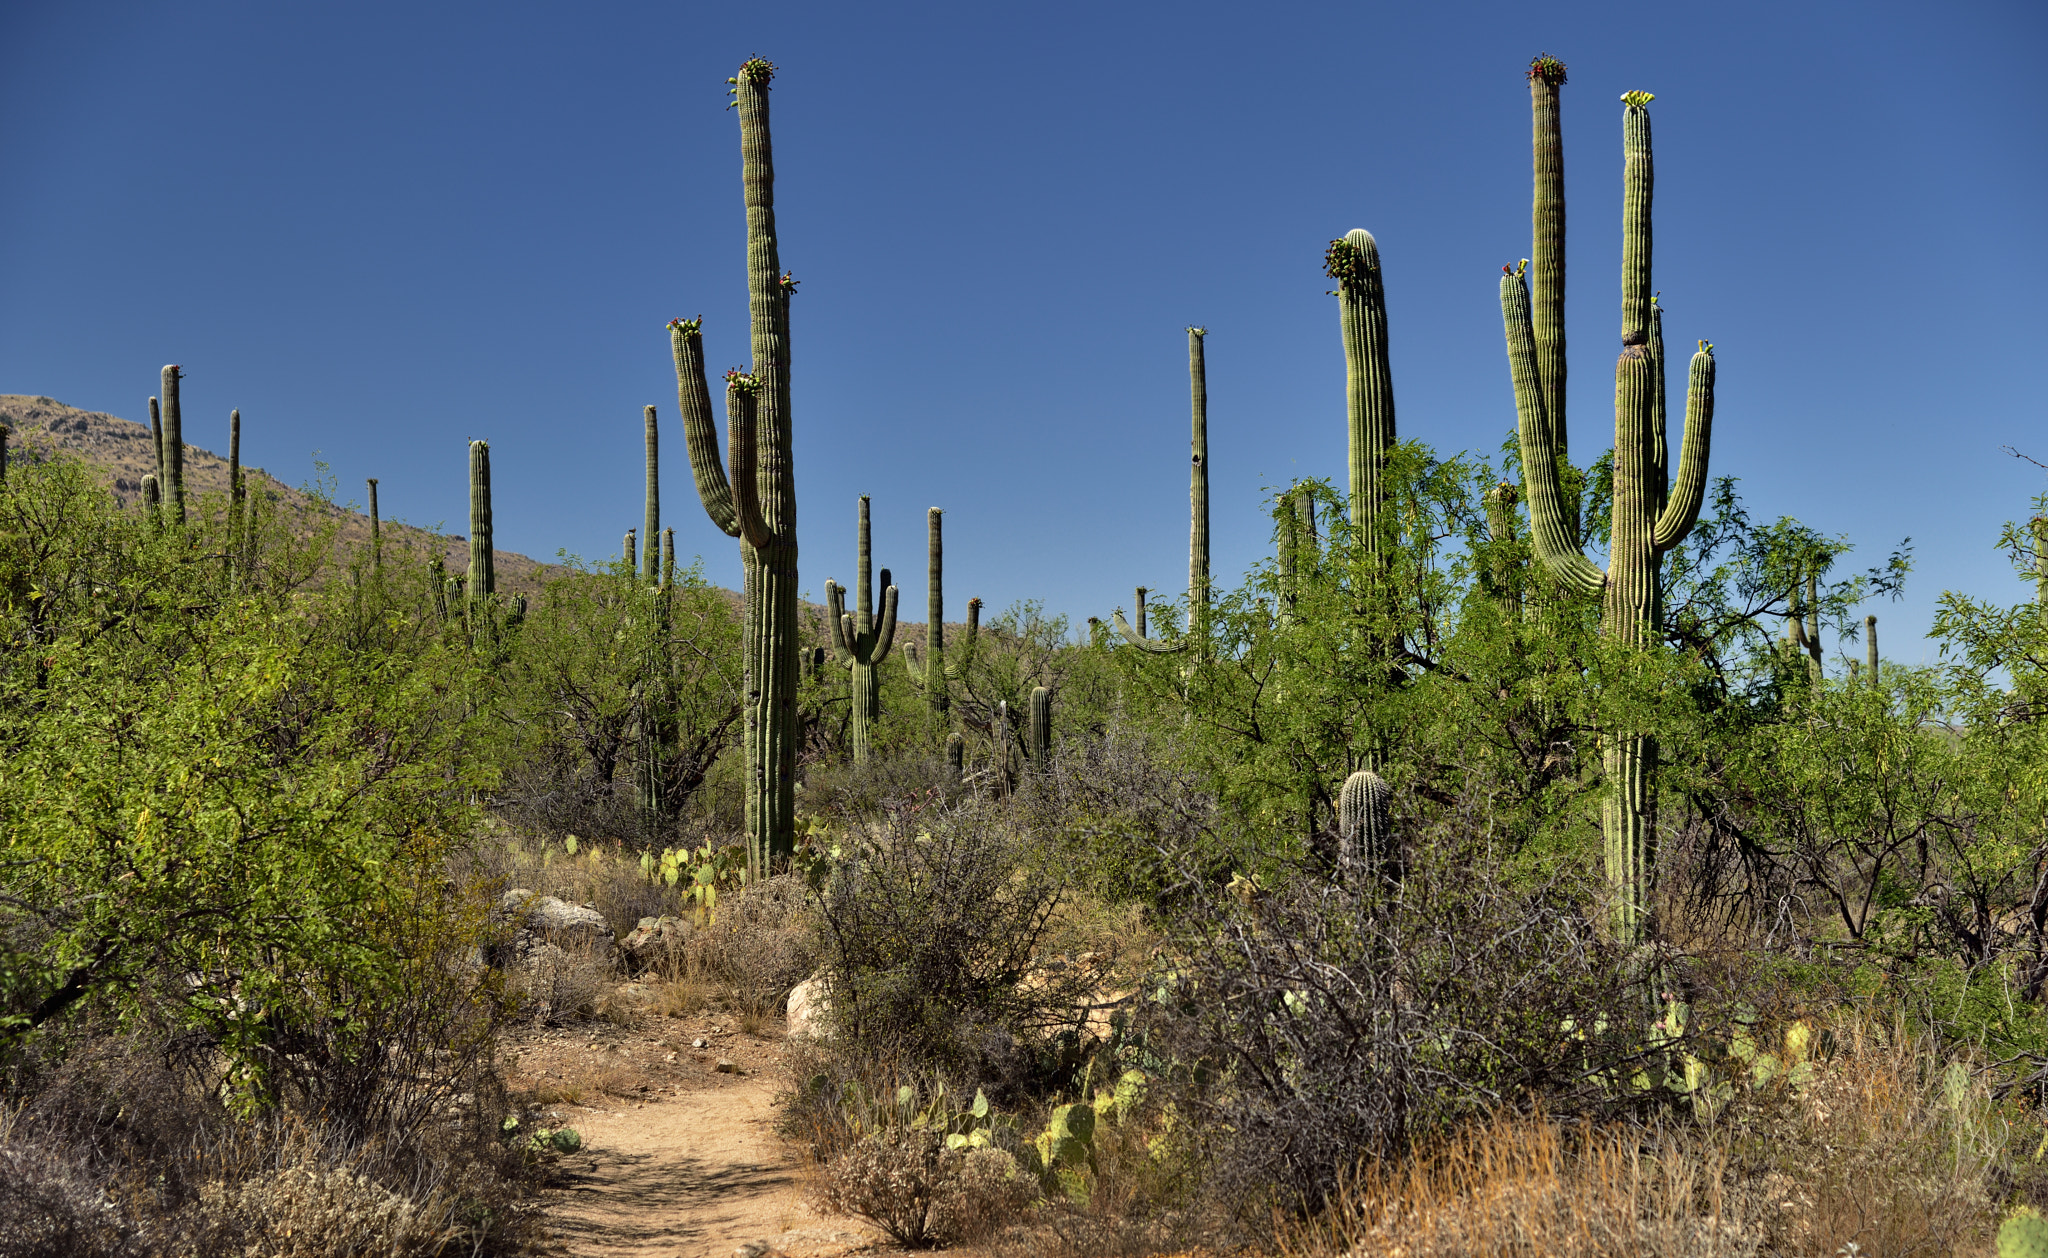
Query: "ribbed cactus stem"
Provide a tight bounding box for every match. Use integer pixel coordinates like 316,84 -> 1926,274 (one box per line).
643,404 -> 661,583
430,554 -> 447,622
1529,55 -> 1569,471
1502,89 -> 1714,947
141,473 -> 161,524
1339,769 -> 1393,884
625,528 -> 638,573
160,365 -> 186,524
1649,298 -> 1668,514
826,495 -> 898,765
468,439 -> 494,600
1188,326 -> 1211,638
1135,587 -> 1148,639
228,411 -> 243,574
946,731 -> 965,780
366,475 -> 379,572
911,506 -> 949,720
662,527 -> 675,589
1027,685 -> 1051,770
1866,615 -> 1880,685
1327,230 -> 1396,549
149,396 -> 164,489
0,425 -> 8,488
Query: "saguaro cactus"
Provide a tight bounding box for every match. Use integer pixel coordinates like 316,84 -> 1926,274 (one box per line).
826,495 -> 900,765
903,507 -> 979,724
661,527 -> 676,588
1339,769 -> 1393,884
149,397 -> 164,490
227,411 -> 243,570
624,529 -> 638,573
1529,56 -> 1572,512
160,365 -> 186,524
1865,615 -> 1880,685
365,475 -> 380,572
1027,685 -> 1052,769
1501,86 -> 1718,945
668,56 -> 803,872
1113,326 -> 1215,653
141,474 -> 161,524
468,440 -> 494,602
1326,232 -> 1396,551
642,405 -> 661,584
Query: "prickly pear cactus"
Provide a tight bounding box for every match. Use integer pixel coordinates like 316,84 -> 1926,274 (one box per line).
2000,1209 -> 2048,1258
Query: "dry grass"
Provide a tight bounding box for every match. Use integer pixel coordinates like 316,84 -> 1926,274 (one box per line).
1280,1016 -> 2006,1258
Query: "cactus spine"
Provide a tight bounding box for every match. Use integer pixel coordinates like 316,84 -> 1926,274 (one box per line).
1339,769 -> 1392,884
827,496 -> 899,765
1027,685 -> 1052,769
468,440 -> 494,602
1111,326 -> 1214,653
642,405 -> 661,584
160,365 -> 186,524
1501,86 -> 1718,946
1326,231 -> 1396,552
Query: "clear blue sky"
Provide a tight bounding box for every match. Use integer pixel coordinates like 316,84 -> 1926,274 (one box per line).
4,1 -> 2043,663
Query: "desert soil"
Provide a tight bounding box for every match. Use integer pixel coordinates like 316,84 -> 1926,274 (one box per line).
503,1000 -> 885,1258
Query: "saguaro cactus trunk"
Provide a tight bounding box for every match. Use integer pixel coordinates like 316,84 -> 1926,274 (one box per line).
670,57 -> 803,873
826,495 -> 899,765
1326,231 -> 1396,553
902,506 -> 963,727
1501,86 -> 1717,946
365,475 -> 379,573
467,440 -> 494,603
160,365 -> 186,524
643,405 -> 661,584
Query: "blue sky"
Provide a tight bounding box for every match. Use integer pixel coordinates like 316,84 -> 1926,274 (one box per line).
3,0 -> 2043,663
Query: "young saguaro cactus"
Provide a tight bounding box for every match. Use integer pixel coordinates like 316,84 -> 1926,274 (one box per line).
902,508 -> 984,723
1501,87 -> 1718,946
1865,614 -> 1880,685
1339,769 -> 1393,884
468,440 -> 495,601
160,365 -> 186,524
365,475 -> 380,572
1113,326 -> 1214,653
1326,232 -> 1397,552
826,495 -> 900,765
642,404 -> 661,584
1027,685 -> 1052,770
668,56 -> 805,872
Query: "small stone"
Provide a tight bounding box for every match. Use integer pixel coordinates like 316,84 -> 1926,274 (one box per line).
715,1059 -> 739,1074
693,1038 -> 708,1049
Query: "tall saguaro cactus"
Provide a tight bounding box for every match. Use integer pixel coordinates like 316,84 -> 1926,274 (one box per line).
1326,231 -> 1396,551
1112,326 -> 1215,653
642,405 -> 661,584
365,475 -> 380,572
827,495 -> 899,764
1339,769 -> 1393,885
1501,86 -> 1718,946
160,365 -> 186,524
666,58 -> 801,870
1865,615 -> 1880,685
468,440 -> 494,602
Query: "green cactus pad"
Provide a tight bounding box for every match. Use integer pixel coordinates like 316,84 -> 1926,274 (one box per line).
2000,1211 -> 2048,1258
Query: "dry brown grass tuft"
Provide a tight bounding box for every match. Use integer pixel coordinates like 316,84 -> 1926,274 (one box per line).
1281,1017 -> 2004,1258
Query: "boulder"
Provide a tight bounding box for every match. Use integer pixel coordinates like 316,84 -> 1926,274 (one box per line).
489,889 -> 615,969
619,915 -> 687,973
786,973 -> 831,1039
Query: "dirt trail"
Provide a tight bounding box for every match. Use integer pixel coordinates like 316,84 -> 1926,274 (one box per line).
520,1025 -> 884,1258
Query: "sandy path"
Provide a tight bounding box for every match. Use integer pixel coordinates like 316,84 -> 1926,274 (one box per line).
543,1065 -> 883,1258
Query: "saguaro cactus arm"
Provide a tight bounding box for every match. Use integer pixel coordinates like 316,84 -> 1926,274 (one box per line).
1112,583 -> 1185,654
669,318 -> 742,539
1650,342 -> 1715,550
1502,264 -> 1606,596
723,372 -> 775,550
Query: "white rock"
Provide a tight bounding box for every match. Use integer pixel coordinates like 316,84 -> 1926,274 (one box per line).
785,973 -> 832,1040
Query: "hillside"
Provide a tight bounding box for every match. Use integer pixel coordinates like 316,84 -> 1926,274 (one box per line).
0,393 -> 562,595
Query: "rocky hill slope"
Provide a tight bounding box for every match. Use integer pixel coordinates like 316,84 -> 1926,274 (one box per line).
0,393 -> 560,595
